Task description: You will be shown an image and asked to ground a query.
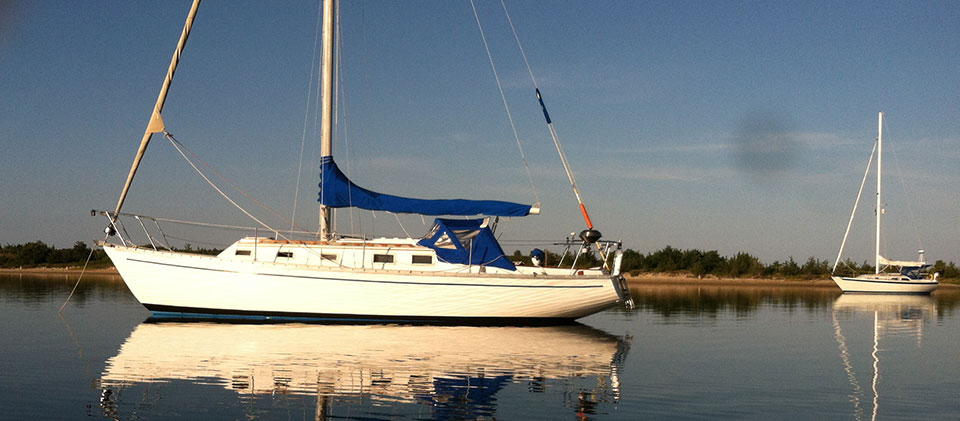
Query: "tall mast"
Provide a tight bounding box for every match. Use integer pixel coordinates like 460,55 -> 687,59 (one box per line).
875,111 -> 883,274
318,0 -> 336,240
112,0 -> 201,224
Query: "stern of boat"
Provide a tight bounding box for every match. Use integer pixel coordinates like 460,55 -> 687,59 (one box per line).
611,249 -> 634,308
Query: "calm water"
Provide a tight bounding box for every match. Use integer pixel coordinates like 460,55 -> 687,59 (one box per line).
2,274 -> 959,420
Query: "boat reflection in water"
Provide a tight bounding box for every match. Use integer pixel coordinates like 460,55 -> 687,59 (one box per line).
831,294 -> 936,421
99,321 -> 629,418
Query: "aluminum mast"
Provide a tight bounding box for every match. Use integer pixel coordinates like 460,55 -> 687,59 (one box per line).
318,0 -> 336,240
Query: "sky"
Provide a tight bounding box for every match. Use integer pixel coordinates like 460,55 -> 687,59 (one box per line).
0,0 -> 958,265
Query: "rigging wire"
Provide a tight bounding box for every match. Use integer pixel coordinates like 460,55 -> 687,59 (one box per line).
499,0 -> 595,231
498,0 -> 609,269
336,3 -> 358,237
500,0 -> 540,95
833,140 -> 878,274
165,132 -> 288,239
158,234 -> 229,248
292,1 -> 326,233
883,120 -> 925,253
468,0 -> 541,206
393,212 -> 412,238
165,132 -> 308,233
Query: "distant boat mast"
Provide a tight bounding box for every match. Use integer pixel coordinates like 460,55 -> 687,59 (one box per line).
875,111 -> 883,274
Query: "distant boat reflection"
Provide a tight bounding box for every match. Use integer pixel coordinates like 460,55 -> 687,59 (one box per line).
831,294 -> 936,421
98,321 -> 630,419
627,282 -> 960,319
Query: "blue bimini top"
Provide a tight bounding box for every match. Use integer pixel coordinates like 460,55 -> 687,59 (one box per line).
417,218 -> 516,271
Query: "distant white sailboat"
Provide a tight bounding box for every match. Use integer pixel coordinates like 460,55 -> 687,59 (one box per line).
830,112 -> 937,294
97,0 -> 632,322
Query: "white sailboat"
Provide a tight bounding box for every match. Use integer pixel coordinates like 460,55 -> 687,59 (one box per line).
97,0 -> 633,322
830,112 -> 937,294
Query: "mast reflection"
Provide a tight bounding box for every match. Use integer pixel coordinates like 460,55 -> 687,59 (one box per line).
832,294 -> 935,421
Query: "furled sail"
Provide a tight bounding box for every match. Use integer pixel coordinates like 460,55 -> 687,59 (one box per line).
318,156 -> 533,217
877,255 -> 926,268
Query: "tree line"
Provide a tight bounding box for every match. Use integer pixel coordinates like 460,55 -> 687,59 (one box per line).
0,241 -> 219,268
515,245 -> 960,280
0,241 -> 110,268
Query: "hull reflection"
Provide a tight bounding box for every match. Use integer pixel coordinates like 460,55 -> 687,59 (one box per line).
99,322 -> 629,416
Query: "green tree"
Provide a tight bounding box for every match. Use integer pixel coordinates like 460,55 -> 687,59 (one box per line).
782,257 -> 801,276
620,249 -> 644,274
725,252 -> 762,277
647,245 -> 683,272
932,260 -> 960,279
801,257 -> 829,277
18,241 -> 53,266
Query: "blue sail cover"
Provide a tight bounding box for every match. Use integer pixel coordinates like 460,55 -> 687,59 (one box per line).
318,156 -> 532,217
417,218 -> 517,271
900,265 -> 933,279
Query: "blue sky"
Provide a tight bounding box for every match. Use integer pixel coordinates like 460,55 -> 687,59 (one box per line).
1,0 -> 958,264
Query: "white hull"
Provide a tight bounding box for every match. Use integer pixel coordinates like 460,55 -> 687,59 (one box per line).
104,244 -> 626,322
831,276 -> 937,294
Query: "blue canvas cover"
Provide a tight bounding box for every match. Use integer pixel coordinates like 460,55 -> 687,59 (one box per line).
900,265 -> 932,279
417,218 -> 516,271
318,156 -> 532,217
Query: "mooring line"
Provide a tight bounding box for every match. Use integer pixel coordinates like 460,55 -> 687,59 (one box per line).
58,247 -> 96,313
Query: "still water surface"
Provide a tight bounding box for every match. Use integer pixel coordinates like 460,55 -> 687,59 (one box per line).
2,274 -> 959,419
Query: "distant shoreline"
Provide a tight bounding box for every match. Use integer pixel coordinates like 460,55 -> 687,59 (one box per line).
625,273 -> 836,287
626,273 -> 960,289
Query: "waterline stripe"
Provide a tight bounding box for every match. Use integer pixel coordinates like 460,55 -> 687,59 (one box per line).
144,305 -> 576,325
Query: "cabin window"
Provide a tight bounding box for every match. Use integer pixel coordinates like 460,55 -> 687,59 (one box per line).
373,254 -> 394,263
412,255 -> 433,264
321,253 -> 338,261
235,249 -> 251,256
277,251 -> 293,258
